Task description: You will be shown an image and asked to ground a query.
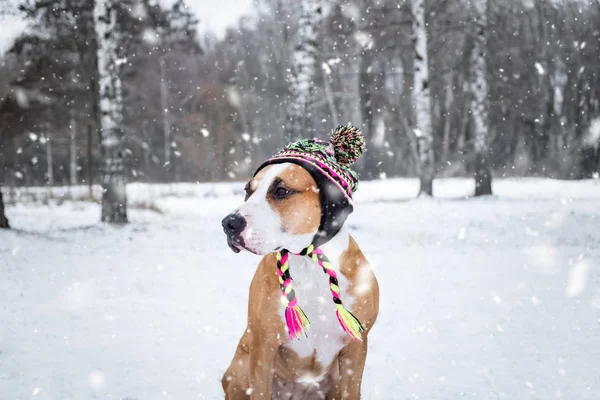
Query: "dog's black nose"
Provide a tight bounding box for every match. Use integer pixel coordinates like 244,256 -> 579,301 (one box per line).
222,213 -> 245,235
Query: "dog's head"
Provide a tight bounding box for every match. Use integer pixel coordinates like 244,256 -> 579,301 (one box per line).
222,125 -> 366,255
222,163 -> 323,255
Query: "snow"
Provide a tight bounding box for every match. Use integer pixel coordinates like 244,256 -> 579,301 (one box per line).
584,117 -> 600,148
2,178 -> 600,399
535,62 -> 546,76
353,31 -> 373,49
340,3 -> 361,21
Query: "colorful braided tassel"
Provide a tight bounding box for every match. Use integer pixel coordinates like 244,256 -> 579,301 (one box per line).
335,304 -> 364,341
285,299 -> 310,339
276,245 -> 364,341
277,250 -> 310,339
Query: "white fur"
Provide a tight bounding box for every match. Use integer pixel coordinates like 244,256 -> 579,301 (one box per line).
237,163 -> 316,254
280,228 -> 353,382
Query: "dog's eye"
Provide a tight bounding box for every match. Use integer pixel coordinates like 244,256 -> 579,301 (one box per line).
273,186 -> 291,199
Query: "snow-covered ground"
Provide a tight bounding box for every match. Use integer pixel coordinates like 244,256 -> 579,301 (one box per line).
1,178 -> 599,399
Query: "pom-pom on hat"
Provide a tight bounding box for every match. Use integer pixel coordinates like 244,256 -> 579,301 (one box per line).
254,124 -> 366,247
331,125 -> 366,167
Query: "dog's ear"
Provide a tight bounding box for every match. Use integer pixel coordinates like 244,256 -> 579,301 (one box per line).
244,181 -> 253,201
314,179 -> 352,246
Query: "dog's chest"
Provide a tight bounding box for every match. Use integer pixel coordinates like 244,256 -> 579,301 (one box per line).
279,255 -> 352,381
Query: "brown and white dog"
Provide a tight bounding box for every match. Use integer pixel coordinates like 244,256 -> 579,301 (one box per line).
221,162 -> 379,399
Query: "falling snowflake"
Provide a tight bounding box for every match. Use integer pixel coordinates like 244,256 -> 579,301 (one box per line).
534,62 -> 545,75
583,118 -> 600,147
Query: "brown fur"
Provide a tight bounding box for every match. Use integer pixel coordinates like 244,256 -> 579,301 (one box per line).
275,347 -> 324,382
222,239 -> 379,399
222,165 -> 379,400
326,238 -> 379,399
268,164 -> 321,235
248,164 -> 321,235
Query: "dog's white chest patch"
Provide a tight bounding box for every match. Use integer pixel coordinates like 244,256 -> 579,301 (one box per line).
279,234 -> 353,382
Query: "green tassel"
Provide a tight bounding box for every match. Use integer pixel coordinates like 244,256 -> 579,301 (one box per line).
335,304 -> 365,341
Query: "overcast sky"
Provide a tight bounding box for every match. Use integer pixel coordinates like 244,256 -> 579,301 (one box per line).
0,0 -> 253,52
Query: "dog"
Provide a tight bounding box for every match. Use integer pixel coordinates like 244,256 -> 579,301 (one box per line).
221,132 -> 379,400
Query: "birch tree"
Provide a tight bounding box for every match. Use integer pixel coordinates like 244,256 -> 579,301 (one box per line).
94,0 -> 127,223
470,0 -> 492,196
284,0 -> 321,142
410,0 -> 435,196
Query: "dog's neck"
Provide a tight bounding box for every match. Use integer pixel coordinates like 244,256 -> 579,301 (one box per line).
284,227 -> 351,293
286,226 -> 350,264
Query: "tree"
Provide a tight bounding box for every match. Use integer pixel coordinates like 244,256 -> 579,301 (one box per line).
0,7 -> 10,228
470,0 -> 492,196
3,0 -> 599,188
7,0 -> 193,214
94,0 -> 127,223
157,0 -> 201,181
284,0 -> 321,142
410,0 -> 435,196
7,0 -> 90,188
0,188 -> 8,228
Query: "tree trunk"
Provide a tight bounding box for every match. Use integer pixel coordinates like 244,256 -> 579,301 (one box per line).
342,41 -> 363,133
94,0 -> 127,223
410,0 -> 435,196
550,58 -> 567,170
359,48 -> 375,178
317,7 -> 339,129
142,121 -> 151,181
580,147 -> 599,178
474,152 -> 492,195
284,0 -> 321,142
321,63 -> 339,128
0,187 -> 9,229
87,123 -> 94,199
470,0 -> 492,196
441,74 -> 454,165
46,131 -> 54,186
160,57 -> 172,182
70,115 -> 78,186
79,0 -> 97,200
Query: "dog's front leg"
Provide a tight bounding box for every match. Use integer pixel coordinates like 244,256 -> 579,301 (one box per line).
248,337 -> 279,400
327,337 -> 368,400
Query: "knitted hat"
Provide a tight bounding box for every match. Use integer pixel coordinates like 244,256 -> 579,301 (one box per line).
254,125 -> 366,248
254,125 -> 367,341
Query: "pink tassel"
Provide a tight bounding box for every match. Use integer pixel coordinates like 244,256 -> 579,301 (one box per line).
285,302 -> 310,339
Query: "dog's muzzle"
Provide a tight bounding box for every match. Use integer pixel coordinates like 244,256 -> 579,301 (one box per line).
221,212 -> 247,253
